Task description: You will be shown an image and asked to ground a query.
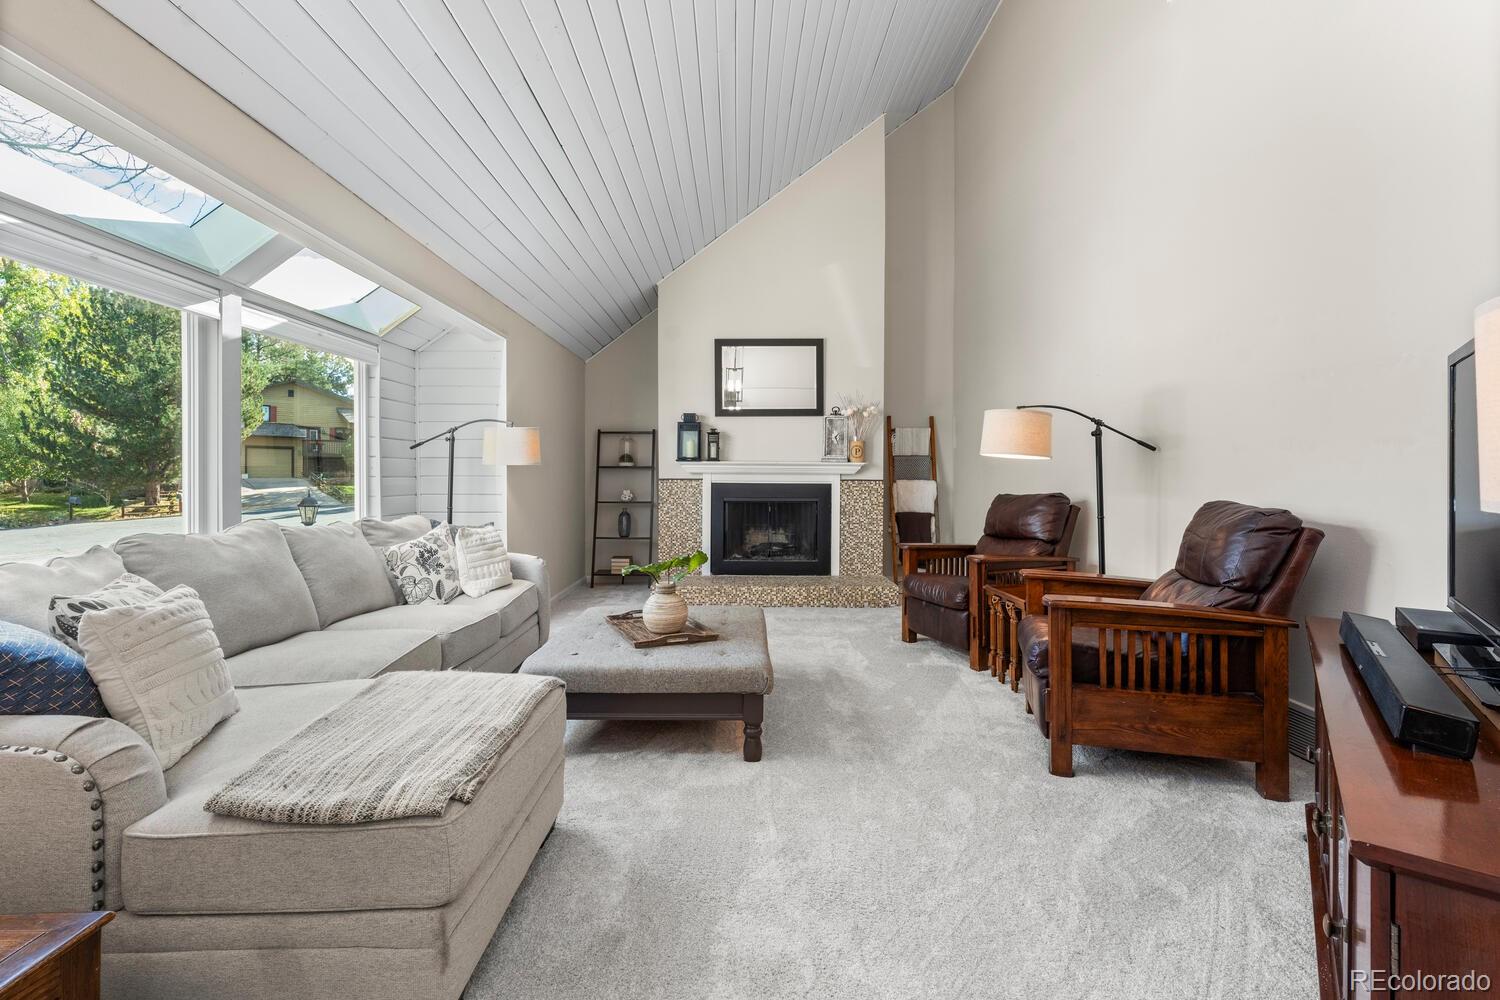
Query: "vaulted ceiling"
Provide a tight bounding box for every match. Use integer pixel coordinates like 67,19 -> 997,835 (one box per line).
99,0 -> 999,357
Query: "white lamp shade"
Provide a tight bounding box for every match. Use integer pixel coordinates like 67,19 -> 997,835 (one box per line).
1476,298 -> 1500,512
482,425 -> 542,467
980,408 -> 1052,459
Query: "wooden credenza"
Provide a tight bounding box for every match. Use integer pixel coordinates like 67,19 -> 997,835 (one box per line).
1307,617 -> 1500,999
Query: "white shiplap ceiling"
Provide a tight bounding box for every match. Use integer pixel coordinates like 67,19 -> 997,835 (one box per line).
98,0 -> 999,358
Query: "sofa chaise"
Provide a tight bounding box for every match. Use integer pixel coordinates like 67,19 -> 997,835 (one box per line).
0,514 -> 562,1000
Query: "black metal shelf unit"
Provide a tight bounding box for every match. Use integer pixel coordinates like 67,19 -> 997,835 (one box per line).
590,429 -> 656,587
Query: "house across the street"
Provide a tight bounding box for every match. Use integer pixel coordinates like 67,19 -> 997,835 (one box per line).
241,381 -> 353,480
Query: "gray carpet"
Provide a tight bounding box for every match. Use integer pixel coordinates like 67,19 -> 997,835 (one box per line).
468,591 -> 1316,999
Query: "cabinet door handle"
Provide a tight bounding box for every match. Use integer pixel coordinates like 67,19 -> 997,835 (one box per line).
1322,914 -> 1346,941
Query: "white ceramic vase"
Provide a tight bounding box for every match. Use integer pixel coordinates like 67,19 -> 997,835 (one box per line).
643,582 -> 690,634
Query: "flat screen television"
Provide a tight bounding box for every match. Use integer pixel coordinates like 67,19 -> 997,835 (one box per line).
1448,340 -> 1500,643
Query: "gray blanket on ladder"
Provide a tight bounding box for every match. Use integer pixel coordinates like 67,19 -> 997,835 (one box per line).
205,671 -> 563,824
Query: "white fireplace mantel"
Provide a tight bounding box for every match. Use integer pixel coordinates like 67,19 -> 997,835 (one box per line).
682,460 -> 863,478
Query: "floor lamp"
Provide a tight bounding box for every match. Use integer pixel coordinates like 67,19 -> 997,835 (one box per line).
410,418 -> 541,524
979,405 -> 1156,574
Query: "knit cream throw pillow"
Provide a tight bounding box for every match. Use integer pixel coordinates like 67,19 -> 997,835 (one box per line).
452,524 -> 513,598
78,585 -> 239,768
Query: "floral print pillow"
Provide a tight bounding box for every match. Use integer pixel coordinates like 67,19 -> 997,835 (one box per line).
382,526 -> 461,606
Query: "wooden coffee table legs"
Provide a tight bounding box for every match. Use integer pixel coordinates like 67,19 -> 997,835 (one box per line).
742,694 -> 764,762
564,691 -> 766,762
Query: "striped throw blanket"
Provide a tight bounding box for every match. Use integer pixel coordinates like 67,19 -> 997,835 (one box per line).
205,671 -> 563,825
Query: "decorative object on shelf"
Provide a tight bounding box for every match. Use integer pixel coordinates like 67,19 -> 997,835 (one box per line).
621,550 -> 708,634
409,418 -> 542,523
676,412 -> 702,461
979,404 -> 1156,573
592,429 -> 657,588
837,395 -> 881,464
706,427 -> 721,461
297,488 -> 320,526
822,406 -> 848,462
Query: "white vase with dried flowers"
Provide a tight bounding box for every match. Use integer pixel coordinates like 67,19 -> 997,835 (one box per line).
837,396 -> 881,464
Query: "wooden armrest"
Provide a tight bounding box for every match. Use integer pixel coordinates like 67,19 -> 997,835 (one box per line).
1019,570 -> 1154,615
899,543 -> 977,556
966,553 -> 1076,567
1042,595 -> 1298,630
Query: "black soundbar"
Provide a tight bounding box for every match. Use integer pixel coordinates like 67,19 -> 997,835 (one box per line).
1340,612 -> 1479,760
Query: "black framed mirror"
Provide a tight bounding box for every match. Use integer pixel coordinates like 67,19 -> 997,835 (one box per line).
714,338 -> 824,417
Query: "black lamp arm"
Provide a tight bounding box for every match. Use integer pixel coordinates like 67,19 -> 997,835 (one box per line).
1017,404 -> 1157,452
408,418 -> 516,451
1016,403 -> 1156,574
408,418 -> 519,525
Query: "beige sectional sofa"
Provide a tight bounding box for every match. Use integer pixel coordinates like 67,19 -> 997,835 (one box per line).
0,515 -> 563,1000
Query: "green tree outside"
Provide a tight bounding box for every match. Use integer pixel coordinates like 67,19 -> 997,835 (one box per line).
21,283 -> 182,507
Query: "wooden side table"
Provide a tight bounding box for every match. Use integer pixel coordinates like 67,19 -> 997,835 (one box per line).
983,584 -> 1027,689
0,912 -> 112,1000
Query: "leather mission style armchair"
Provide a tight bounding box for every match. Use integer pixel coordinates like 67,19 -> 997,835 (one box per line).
1016,500 -> 1324,801
900,493 -> 1080,668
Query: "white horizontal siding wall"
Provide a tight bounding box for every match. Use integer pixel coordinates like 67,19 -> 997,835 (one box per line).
414,330 -> 506,525
373,339 -> 419,517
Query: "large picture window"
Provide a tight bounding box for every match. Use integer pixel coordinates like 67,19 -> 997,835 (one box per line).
0,257 -> 184,560
0,81 -> 407,559
239,331 -> 357,525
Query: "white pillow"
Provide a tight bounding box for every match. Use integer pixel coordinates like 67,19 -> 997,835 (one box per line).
383,526 -> 462,605
452,524 -> 512,598
49,573 -> 163,652
77,585 -> 239,768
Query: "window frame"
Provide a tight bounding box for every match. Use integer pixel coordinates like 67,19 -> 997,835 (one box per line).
0,208 -> 378,541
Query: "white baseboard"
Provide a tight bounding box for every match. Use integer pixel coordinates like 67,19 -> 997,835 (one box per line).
551,577 -> 584,607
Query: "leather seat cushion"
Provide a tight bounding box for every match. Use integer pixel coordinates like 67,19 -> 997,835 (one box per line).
121,680 -> 566,915
1017,616 -> 1103,686
906,598 -> 968,651
902,573 -> 969,610
1020,615 -> 1255,693
974,536 -> 1054,557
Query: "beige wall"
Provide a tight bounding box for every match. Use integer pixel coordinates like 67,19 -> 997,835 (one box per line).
0,0 -> 585,583
952,0 -> 1500,705
583,311 -> 659,580
657,120 -> 887,479
507,323 -> 586,591
885,91 -> 956,542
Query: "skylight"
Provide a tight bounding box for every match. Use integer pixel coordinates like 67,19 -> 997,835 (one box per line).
0,85 -> 277,273
251,248 -> 419,336
0,86 -> 420,337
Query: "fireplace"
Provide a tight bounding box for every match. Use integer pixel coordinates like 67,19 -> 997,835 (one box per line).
710,482 -> 832,576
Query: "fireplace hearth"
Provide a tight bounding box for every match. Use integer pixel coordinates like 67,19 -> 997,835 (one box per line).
710,482 -> 832,576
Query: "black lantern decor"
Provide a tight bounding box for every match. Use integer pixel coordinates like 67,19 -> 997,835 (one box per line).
706,427 -> 721,461
297,488 -> 320,526
676,412 -> 703,461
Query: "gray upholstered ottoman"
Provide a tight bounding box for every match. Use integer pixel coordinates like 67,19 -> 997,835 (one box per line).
520,606 -> 773,761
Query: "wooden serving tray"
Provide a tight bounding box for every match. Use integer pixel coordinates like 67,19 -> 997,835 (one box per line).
606,609 -> 720,648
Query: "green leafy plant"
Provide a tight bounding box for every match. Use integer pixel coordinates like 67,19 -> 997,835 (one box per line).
622,550 -> 707,587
